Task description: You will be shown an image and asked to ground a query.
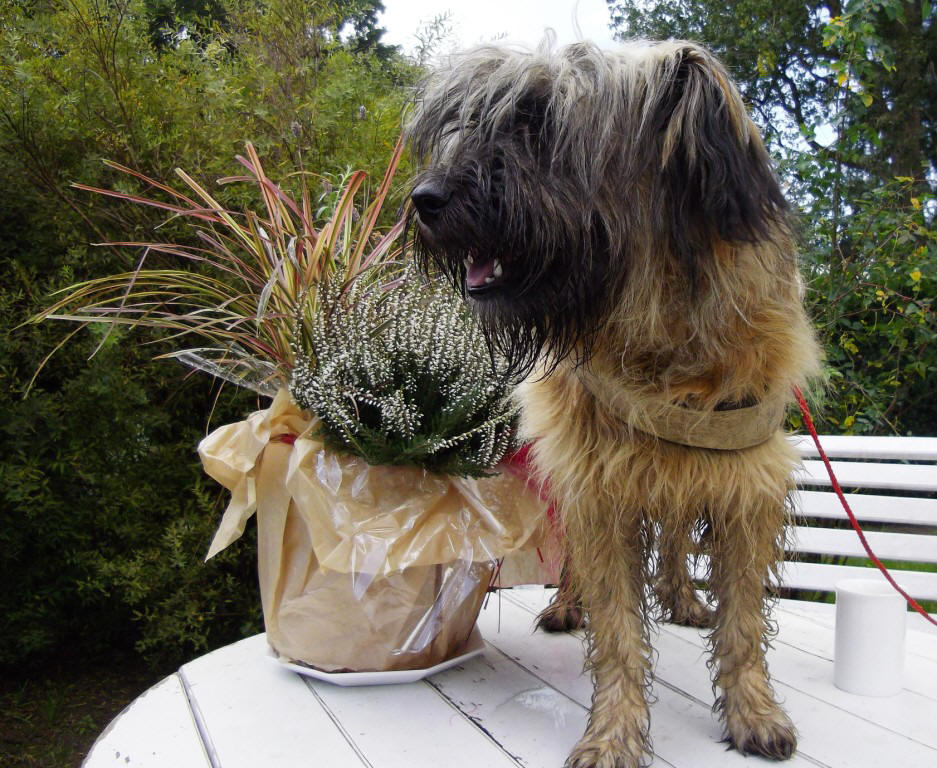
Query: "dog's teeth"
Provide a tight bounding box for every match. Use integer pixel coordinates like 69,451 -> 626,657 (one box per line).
493,259 -> 503,278
485,276 -> 495,284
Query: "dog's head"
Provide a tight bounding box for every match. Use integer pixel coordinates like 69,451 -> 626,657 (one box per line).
406,40 -> 789,377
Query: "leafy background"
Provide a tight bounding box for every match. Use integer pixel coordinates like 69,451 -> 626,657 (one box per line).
0,0 -> 934,763
608,0 -> 937,434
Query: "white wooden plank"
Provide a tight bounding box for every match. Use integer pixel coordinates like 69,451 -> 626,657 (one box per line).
769,605 -> 937,702
179,634 -> 367,768
778,560 -> 937,601
789,435 -> 937,461
479,592 -> 820,768
794,489 -> 937,527
303,669 -> 521,768
789,526 -> 937,564
659,621 -> 937,759
83,674 -> 210,768
777,597 -> 937,644
796,460 -> 937,492
663,612 -> 937,738
505,591 -> 937,680
425,649 -> 591,768
688,555 -> 937,601
498,589 -> 937,768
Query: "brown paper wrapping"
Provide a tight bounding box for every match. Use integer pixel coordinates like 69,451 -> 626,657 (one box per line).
199,389 -> 552,671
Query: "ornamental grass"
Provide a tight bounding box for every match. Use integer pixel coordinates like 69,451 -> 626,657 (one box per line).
29,140 -> 405,396
30,142 -> 516,477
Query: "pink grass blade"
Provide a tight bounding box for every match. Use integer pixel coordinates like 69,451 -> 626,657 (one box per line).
360,219 -> 406,272
173,168 -> 260,255
228,149 -> 311,232
348,136 -> 405,273
70,183 -> 225,224
323,171 -> 368,277
89,245 -> 153,357
101,159 -> 203,209
243,143 -> 290,239
101,242 -> 249,278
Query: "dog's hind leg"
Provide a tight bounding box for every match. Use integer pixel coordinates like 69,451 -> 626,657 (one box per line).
707,494 -> 797,760
653,521 -> 715,628
537,558 -> 586,632
564,505 -> 653,768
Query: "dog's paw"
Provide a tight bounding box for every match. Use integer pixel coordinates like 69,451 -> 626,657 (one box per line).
565,739 -> 647,768
663,600 -> 715,629
536,601 -> 586,633
724,708 -> 797,761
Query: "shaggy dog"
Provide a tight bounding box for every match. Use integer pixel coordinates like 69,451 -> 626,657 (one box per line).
406,38 -> 820,768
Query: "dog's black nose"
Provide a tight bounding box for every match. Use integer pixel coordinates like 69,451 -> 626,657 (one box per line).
411,181 -> 451,219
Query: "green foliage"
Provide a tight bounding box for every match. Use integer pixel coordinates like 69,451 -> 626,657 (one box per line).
802,180 -> 937,433
0,0 -> 417,671
0,323 -> 263,668
290,271 -> 518,477
608,0 -> 937,435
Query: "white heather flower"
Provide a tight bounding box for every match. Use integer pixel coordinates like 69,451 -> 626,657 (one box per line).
289,268 -> 517,476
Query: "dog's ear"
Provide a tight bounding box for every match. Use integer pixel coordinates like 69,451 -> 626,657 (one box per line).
652,44 -> 789,274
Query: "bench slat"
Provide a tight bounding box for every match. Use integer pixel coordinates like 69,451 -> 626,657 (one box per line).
427,639 -> 586,766
83,674 -> 210,768
790,435 -> 937,461
797,459 -> 937,492
306,669 -> 521,768
179,635 -> 368,768
778,561 -> 937,601
789,526 -> 937,565
794,489 -> 937,527
690,557 -> 937,602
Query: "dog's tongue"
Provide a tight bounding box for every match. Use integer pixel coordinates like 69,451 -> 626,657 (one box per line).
466,258 -> 494,289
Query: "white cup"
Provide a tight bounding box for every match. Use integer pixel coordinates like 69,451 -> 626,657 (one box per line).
833,577 -> 907,696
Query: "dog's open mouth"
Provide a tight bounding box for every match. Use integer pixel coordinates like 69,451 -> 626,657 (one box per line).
464,255 -> 504,296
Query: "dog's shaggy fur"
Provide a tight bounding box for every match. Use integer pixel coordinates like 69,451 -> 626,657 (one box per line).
406,38 -> 821,768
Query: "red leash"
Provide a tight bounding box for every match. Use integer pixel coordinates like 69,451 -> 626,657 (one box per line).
793,386 -> 937,627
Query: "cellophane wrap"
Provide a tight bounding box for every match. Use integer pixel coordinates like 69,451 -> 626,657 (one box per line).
199,389 -> 553,672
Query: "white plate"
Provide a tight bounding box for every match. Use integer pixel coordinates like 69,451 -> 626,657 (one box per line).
268,627 -> 486,687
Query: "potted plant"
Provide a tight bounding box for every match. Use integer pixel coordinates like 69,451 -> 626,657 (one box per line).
32,143 -> 549,675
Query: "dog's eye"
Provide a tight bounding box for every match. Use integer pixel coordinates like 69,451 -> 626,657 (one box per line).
510,99 -> 553,161
515,98 -> 547,133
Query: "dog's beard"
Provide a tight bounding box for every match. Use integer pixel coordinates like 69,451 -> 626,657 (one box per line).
407,176 -> 618,381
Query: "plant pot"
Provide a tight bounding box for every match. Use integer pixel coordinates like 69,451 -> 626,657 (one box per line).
200,390 -> 548,672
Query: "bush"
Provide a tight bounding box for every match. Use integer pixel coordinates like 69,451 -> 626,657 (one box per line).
0,320 -> 264,667
798,180 -> 937,435
0,0 -> 416,671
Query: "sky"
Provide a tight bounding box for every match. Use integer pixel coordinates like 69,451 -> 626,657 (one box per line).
374,4 -> 843,152
377,0 -> 618,56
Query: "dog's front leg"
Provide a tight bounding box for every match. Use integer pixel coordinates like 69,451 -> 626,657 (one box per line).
707,495 -> 797,760
564,502 -> 652,768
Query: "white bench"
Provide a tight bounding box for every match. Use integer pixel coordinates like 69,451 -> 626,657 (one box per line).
784,435 -> 937,603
